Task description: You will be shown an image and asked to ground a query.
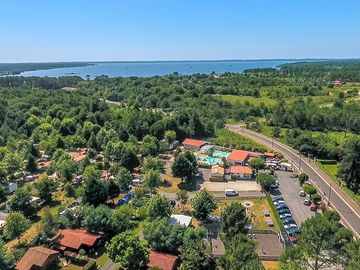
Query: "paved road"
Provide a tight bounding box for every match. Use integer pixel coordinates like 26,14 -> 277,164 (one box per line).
272,170 -> 314,226
160,191 -> 264,201
226,124 -> 360,237
101,260 -> 118,270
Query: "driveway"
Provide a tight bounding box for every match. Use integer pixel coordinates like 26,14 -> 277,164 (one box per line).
272,170 -> 314,226
200,180 -> 261,192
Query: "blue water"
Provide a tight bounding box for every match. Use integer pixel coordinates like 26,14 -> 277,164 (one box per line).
18,60 -> 297,78
212,151 -> 229,158
196,156 -> 221,165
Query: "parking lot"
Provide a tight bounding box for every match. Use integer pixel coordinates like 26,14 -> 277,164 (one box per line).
271,170 -> 315,226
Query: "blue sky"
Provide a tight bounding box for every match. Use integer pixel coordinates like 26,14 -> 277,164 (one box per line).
1,0 -> 360,62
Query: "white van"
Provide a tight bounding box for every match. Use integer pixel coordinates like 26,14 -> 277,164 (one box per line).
132,179 -> 142,186
224,188 -> 239,197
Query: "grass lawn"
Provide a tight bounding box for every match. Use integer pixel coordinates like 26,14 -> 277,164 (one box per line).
97,253 -> 110,267
262,260 -> 280,270
62,265 -> 83,270
160,173 -> 198,193
213,198 -> 280,232
211,129 -> 267,152
215,94 -> 277,106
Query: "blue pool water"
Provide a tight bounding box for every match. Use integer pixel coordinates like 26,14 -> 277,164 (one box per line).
196,156 -> 220,165
212,151 -> 229,158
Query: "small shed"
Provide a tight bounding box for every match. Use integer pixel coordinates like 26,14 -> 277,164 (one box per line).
266,219 -> 274,227
263,210 -> 270,217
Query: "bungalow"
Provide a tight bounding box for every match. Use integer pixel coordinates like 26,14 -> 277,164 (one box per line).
16,246 -> 59,270
227,150 -> 261,166
148,251 -> 180,270
209,165 -> 225,181
170,214 -> 192,227
227,166 -> 253,180
182,138 -> 207,151
55,229 -> 101,253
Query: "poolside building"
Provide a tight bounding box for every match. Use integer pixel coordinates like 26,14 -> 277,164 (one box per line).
182,138 -> 207,151
210,165 -> 225,181
227,150 -> 262,166
227,165 -> 253,180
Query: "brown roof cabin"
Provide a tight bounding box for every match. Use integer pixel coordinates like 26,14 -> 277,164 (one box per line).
54,229 -> 101,252
16,246 -> 59,270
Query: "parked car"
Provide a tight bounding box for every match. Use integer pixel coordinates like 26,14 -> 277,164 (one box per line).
273,200 -> 285,206
276,204 -> 289,210
289,235 -> 297,244
284,223 -> 298,230
224,189 -> 239,197
310,203 -> 318,211
299,190 -> 306,197
287,227 -> 301,235
304,199 -> 311,206
282,217 -> 295,225
314,212 -> 321,217
272,196 -> 284,202
279,213 -> 292,219
270,183 -> 279,189
278,208 -> 291,214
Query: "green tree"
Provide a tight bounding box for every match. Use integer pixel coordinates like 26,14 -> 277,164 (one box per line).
82,204 -> 113,233
106,179 -> 120,203
0,239 -> 14,270
35,176 -> 56,203
146,194 -> 172,220
144,169 -> 162,193
111,204 -> 135,233
221,202 -> 250,239
25,154 -> 37,173
64,182 -> 76,197
192,190 -> 217,221
172,151 -> 197,182
39,207 -> 59,237
249,157 -> 265,174
346,240 -> 360,270
82,168 -> 107,206
176,190 -> 189,206
338,138 -> 360,193
164,130 -> 176,143
272,126 -> 281,138
218,235 -> 264,270
3,212 -> 31,244
143,157 -> 165,173
8,186 -> 35,217
303,183 -> 317,195
180,228 -> 214,270
143,218 -> 186,253
106,232 -> 148,270
115,166 -> 132,193
280,212 -> 352,270
298,173 -> 309,186
256,173 -> 275,191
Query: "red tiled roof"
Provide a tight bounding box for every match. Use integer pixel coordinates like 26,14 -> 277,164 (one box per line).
58,229 -> 100,250
182,138 -> 207,147
264,152 -> 275,157
229,166 -> 252,174
148,251 -> 179,270
247,156 -> 255,163
227,150 -> 250,162
16,246 -> 59,270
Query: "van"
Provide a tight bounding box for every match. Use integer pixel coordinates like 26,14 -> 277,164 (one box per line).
224,189 -> 238,197
132,179 -> 142,186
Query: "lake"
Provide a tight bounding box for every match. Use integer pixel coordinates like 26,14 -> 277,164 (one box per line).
18,60 -> 298,78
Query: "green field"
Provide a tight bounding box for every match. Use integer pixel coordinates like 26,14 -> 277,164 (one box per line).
211,129 -> 267,152
215,94 -> 277,106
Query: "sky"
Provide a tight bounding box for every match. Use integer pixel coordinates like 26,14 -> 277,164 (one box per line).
1,0 -> 360,62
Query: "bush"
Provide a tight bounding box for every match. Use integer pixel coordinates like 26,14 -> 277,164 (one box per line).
83,259 -> 97,270
311,194 -> 322,203
318,160 -> 337,165
298,173 -> 309,186
303,183 -> 317,195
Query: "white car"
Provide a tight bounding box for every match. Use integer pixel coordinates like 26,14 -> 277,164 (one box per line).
279,213 -> 292,219
284,224 -> 297,229
299,190 -> 306,197
224,189 -> 239,197
273,200 -> 285,206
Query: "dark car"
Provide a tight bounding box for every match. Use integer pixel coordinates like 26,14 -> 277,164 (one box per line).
272,196 -> 284,202
287,227 -> 301,236
276,203 -> 289,210
282,217 -> 295,225
278,208 -> 291,214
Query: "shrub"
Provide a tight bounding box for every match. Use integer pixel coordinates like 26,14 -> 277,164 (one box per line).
303,183 -> 317,195
298,173 -> 309,186
310,194 -> 322,203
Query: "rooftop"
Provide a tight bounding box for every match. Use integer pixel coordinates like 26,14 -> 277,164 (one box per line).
211,165 -> 225,175
170,214 -> 192,227
16,246 -> 59,270
182,138 -> 207,147
57,229 -> 100,250
229,165 -> 252,174
148,251 -> 179,270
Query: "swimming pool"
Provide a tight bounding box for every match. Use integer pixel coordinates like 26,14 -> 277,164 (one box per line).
212,151 -> 229,158
196,156 -> 221,165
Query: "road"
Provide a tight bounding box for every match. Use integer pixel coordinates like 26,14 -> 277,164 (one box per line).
271,170 -> 314,226
226,124 -> 360,237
